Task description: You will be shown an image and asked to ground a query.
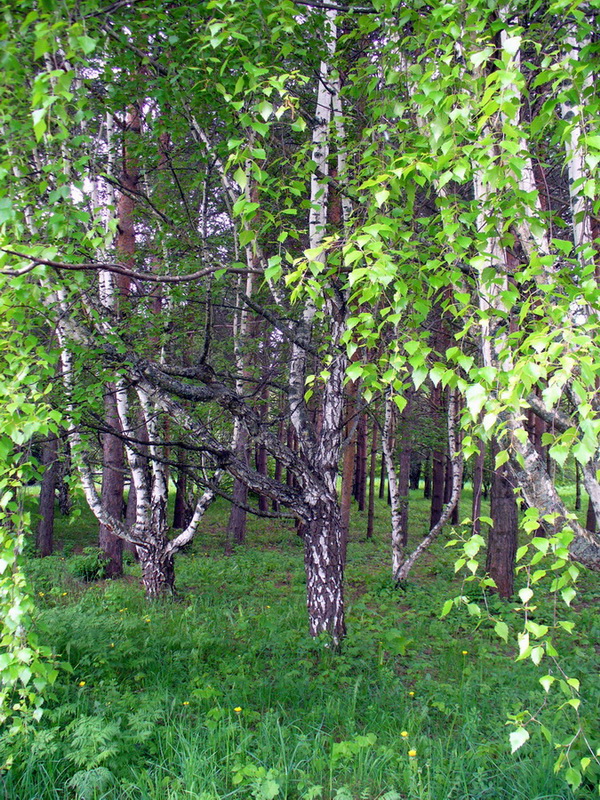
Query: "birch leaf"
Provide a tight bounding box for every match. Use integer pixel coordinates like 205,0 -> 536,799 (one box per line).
510,728 -> 529,753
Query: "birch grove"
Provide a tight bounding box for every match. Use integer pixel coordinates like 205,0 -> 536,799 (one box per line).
0,0 -> 599,649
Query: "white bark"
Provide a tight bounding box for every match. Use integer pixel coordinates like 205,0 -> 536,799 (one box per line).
383,391 -> 403,577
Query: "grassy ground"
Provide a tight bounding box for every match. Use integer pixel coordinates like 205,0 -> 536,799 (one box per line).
2,485 -> 599,800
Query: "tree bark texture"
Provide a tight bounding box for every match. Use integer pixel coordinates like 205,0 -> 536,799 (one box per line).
304,498 -> 346,644
366,420 -> 378,540
226,424 -> 250,547
487,442 -> 518,598
37,434 -> 58,557
471,438 -> 485,536
99,389 -> 124,578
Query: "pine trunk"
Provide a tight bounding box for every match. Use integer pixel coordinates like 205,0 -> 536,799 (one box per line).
227,425 -> 249,546
423,453 -> 431,499
99,389 -> 124,578
430,448 -> 445,529
354,413 -> 368,511
487,445 -> 518,599
366,421 -> 378,540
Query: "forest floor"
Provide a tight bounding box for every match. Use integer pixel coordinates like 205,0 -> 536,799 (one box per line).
2,485 -> 599,800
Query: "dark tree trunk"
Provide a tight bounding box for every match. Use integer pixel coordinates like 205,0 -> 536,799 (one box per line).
57,435 -> 72,516
37,435 -> 58,557
472,438 -> 485,536
430,448 -> 445,529
586,495 -> 596,533
340,383 -> 358,556
303,498 -> 346,643
173,462 -> 187,530
378,448 -> 386,500
272,416 -> 285,512
575,460 -> 581,512
255,385 -> 269,514
286,424 -> 295,487
398,445 -> 411,547
366,420 -> 378,540
487,443 -> 518,598
137,541 -> 175,598
423,452 -> 431,499
255,444 -> 269,513
99,390 -> 124,578
227,426 -> 250,547
353,413 -> 368,511
409,455 -> 421,491
445,454 -> 460,525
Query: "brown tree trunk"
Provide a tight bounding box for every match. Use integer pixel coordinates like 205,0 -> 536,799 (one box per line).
409,456 -> 420,491
37,434 -> 58,557
366,420 -> 378,540
430,447 -> 445,529
99,390 -> 124,578
57,435 -> 72,516
487,442 -> 518,598
423,452 -> 431,499
378,446 -> 386,500
586,495 -> 596,533
255,385 -> 269,514
173,450 -> 188,530
398,445 -> 411,547
472,438 -> 485,536
272,416 -> 285,512
353,413 -> 368,511
98,105 -> 141,575
226,425 -> 249,547
339,381 -> 358,553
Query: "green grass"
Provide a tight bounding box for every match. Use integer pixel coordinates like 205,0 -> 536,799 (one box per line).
2,485 -> 599,799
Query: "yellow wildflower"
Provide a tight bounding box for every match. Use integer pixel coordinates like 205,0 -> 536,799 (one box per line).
78,681 -> 86,687
408,750 -> 417,757
234,707 -> 242,713
408,691 -> 415,697
182,701 -> 190,706
401,731 -> 408,738
462,650 -> 468,655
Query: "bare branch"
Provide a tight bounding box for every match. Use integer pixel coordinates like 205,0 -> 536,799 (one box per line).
0,249 -> 262,283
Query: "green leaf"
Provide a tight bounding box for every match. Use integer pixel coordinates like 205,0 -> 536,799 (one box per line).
509,727 -> 529,753
494,620 -> 508,642
77,36 -> 97,54
233,167 -> 247,190
440,599 -> 453,618
464,384 -> 487,417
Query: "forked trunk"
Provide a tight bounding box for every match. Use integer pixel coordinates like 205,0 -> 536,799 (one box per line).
303,498 -> 345,644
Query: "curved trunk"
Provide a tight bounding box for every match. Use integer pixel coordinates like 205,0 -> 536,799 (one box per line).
304,498 -> 345,644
